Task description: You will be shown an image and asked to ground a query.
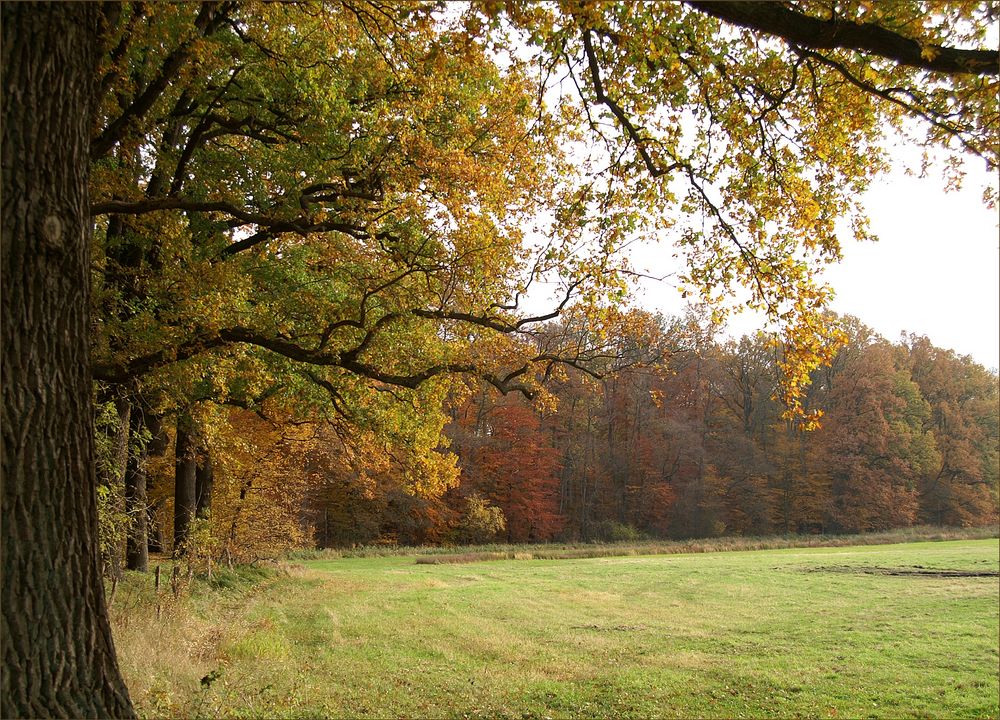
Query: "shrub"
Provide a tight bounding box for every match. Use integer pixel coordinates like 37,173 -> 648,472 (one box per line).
587,520 -> 645,543
453,493 -> 506,544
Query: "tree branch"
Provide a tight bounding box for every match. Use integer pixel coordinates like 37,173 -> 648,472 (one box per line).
581,29 -> 683,178
92,316 -> 604,401
90,197 -> 372,252
791,45 -> 991,161
412,278 -> 584,334
685,1 -> 998,76
91,2 -> 236,160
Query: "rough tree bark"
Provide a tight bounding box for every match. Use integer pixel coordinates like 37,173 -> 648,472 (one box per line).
1,4 -> 135,716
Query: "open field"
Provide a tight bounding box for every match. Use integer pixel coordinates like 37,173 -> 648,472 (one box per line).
113,537 -> 999,718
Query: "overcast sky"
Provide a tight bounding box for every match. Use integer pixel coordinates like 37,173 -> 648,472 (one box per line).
822,161 -> 999,370
627,158 -> 999,371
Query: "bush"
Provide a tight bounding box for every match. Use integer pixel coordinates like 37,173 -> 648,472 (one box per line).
587,520 -> 646,543
453,493 -> 506,544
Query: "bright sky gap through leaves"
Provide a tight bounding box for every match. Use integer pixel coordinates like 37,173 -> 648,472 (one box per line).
625,156 -> 1000,370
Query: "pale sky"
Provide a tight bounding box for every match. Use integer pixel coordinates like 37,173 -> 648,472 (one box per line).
823,162 -> 999,370
625,160 -> 999,371
523,158 -> 999,371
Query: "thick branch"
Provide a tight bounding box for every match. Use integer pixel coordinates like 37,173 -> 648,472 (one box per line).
92,317 -> 600,400
93,335 -> 227,382
90,197 -> 369,252
686,1 -> 998,76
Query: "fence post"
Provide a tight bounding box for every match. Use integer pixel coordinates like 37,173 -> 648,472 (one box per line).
155,565 -> 162,619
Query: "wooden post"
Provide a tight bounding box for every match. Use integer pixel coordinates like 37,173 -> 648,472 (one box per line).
107,575 -> 119,610
154,565 -> 162,619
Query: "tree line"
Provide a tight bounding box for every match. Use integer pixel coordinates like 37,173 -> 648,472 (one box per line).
442,315 -> 998,543
109,309 -> 995,568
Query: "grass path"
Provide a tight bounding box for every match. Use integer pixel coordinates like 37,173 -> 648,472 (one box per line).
117,539 -> 999,718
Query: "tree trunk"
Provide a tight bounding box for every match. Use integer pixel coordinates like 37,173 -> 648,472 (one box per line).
195,445 -> 214,519
173,415 -> 197,554
144,411 -> 169,554
148,499 -> 166,554
101,397 -> 131,580
124,406 -> 149,572
1,4 -> 135,716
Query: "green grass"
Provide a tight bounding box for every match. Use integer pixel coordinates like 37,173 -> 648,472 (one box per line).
114,537 -> 1000,718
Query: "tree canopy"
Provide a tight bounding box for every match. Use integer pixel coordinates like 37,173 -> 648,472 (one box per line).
88,1 -> 998,430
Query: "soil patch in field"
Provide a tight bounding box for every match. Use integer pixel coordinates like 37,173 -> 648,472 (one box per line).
805,565 -> 999,578
570,624 -> 648,632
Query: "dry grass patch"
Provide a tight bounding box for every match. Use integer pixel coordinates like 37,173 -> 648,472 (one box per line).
108,564 -> 280,717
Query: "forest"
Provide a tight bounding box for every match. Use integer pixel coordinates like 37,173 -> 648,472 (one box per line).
2,1 -> 997,716
104,311 -> 999,569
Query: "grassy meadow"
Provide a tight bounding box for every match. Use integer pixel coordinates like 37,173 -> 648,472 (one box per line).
111,535 -> 999,718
